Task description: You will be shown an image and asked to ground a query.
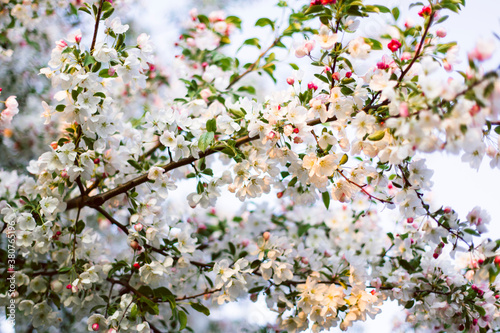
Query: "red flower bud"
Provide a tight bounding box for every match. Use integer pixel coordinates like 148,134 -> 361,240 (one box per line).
388,39 -> 402,52
133,263 -> 141,269
418,6 -> 432,17
307,82 -> 318,90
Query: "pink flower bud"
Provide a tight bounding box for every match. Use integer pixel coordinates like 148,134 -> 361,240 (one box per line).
307,82 -> 318,90
263,231 -> 271,241
92,323 -> 100,331
286,77 -> 295,85
332,72 -> 340,81
108,67 -> 116,76
200,88 -> 212,101
56,39 -> 67,50
134,223 -> 143,232
75,34 -> 82,44
436,28 -> 447,38
304,40 -> 315,53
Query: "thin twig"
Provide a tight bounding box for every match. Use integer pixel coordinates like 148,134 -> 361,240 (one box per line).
90,0 -> 106,54
226,37 -> 282,90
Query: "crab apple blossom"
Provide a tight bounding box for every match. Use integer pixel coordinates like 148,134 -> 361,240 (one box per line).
2,0 -> 500,332
387,39 -> 402,52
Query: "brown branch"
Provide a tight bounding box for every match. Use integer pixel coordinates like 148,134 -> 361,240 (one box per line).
68,111 -> 382,212
94,206 -> 129,234
95,206 -> 214,270
338,170 -> 393,204
396,11 -> 435,88
175,288 -> 221,301
90,0 -> 106,55
227,37 -> 282,90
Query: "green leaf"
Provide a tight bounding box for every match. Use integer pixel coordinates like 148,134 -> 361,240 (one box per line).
304,5 -> 325,15
191,302 -> 210,316
58,266 -> 72,273
98,68 -> 116,78
436,15 -> 449,24
140,296 -> 159,315
365,38 -> 383,51
178,310 -> 188,330
405,299 -> 415,309
255,18 -> 275,30
206,118 -> 217,133
78,6 -> 92,15
290,63 -> 299,70
463,228 -> 480,236
314,74 -> 329,84
56,104 -> 66,112
392,7 -> 400,20
127,159 -> 142,171
237,86 -> 256,94
375,5 -> 391,13
367,130 -> 386,141
198,132 -> 215,152
76,220 -> 85,234
226,16 -> 242,29
322,191 -> 330,210
101,7 -> 115,20
436,42 -> 457,54
409,2 -> 424,9
241,38 -> 261,50
129,303 -> 138,320
339,154 -> 348,165
495,126 -> 500,135
58,182 -> 65,196
83,54 -> 96,67
201,168 -> 213,176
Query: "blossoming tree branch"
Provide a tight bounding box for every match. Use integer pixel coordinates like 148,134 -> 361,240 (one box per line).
1,0 -> 500,332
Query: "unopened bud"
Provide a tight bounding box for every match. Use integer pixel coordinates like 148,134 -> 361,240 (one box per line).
130,240 -> 140,250
436,28 -> 447,38
286,77 -> 295,85
263,231 -> 271,241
